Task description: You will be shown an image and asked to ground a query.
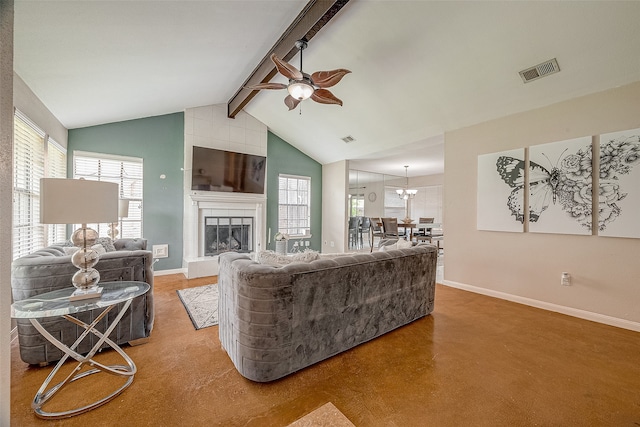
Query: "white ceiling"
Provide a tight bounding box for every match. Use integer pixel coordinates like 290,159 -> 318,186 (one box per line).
13,1 -> 640,177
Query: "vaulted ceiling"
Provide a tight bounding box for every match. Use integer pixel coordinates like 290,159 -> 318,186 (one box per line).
13,1 -> 640,177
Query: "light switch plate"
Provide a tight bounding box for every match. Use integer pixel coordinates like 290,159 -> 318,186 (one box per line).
152,244 -> 168,258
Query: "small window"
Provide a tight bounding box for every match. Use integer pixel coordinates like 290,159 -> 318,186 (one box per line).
73,151 -> 143,238
278,174 -> 311,237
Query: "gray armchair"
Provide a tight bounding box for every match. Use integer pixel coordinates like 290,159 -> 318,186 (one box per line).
11,238 -> 154,365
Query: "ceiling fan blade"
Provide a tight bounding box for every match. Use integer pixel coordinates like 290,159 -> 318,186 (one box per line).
311,89 -> 343,106
284,95 -> 301,111
310,69 -> 351,88
271,54 -> 303,80
247,82 -> 288,90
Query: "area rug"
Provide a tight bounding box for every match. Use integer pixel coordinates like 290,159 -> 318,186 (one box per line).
177,284 -> 219,330
287,402 -> 355,427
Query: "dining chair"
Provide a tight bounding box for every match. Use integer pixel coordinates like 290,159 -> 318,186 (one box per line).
369,217 -> 384,251
415,217 -> 435,243
381,217 -> 400,239
348,217 -> 360,249
359,217 -> 371,249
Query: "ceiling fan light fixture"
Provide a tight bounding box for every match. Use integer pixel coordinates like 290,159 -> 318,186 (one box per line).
287,80 -> 315,100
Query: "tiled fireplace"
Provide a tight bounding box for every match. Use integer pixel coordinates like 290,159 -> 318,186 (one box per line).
182,104 -> 268,279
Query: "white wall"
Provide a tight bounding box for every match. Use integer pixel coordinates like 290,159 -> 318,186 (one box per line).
322,160 -> 348,253
13,72 -> 67,147
444,81 -> 640,330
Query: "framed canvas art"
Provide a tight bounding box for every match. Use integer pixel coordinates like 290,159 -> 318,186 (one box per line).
528,136 -> 592,235
477,148 -> 525,232
598,128 -> 640,238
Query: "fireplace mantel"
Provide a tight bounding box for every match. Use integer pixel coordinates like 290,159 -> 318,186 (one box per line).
190,191 -> 267,204
183,191 -> 266,278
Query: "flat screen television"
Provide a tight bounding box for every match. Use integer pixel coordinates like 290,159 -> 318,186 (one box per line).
191,146 -> 266,194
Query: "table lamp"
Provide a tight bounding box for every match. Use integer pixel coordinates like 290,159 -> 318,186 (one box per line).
108,199 -> 130,239
40,178 -> 118,300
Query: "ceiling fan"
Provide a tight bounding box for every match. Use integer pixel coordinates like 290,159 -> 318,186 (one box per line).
249,39 -> 351,111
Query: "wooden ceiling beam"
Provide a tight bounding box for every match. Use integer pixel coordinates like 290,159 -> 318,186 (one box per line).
227,0 -> 350,118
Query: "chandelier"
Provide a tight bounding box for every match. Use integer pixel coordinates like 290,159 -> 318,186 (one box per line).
396,165 -> 418,200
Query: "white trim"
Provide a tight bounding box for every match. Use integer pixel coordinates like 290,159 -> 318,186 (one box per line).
153,267 -> 186,277
442,279 -> 640,333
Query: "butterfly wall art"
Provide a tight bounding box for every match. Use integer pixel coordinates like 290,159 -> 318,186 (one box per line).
598,128 -> 640,238
527,137 -> 593,235
480,129 -> 640,237
477,148 -> 525,232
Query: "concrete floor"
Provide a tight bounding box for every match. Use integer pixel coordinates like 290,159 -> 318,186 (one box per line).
10,274 -> 640,426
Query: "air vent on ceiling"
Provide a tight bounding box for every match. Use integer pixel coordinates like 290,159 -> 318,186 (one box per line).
519,58 -> 560,83
341,135 -> 356,143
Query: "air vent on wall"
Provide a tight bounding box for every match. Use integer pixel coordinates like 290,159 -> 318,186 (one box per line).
519,58 -> 560,83
341,135 -> 356,143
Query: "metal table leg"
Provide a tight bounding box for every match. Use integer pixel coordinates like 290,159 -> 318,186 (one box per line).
29,299 -> 137,419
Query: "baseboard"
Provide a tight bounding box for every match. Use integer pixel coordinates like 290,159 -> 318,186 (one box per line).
10,326 -> 17,343
442,280 -> 640,333
154,267 -> 186,277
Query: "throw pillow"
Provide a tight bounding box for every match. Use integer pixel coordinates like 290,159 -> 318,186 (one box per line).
397,239 -> 413,249
95,237 -> 116,252
63,246 -> 79,255
91,244 -> 107,255
256,250 -> 319,266
379,243 -> 397,252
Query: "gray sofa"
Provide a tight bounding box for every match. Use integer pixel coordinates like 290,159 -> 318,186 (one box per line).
11,238 -> 154,365
218,243 -> 437,382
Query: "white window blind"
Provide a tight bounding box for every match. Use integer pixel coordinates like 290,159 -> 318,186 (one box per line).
278,174 -> 311,237
383,186 -> 406,219
73,152 -> 143,238
46,138 -> 68,244
13,112 -> 46,259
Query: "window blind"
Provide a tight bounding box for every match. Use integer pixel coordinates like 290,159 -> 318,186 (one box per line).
278,174 -> 311,237
46,138 -> 68,244
13,113 -> 46,259
73,152 -> 143,238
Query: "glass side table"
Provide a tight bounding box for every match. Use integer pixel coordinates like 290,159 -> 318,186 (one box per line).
11,281 -> 150,419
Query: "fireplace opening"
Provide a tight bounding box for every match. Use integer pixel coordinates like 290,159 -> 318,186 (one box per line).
204,216 -> 253,256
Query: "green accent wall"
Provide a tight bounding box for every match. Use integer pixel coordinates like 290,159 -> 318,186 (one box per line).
267,131 -> 322,252
67,113 -> 184,270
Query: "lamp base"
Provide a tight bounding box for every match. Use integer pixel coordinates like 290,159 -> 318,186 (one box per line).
69,286 -> 103,302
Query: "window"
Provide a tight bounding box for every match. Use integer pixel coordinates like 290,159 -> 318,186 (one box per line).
410,185 -> 443,223
278,174 -> 311,237
12,110 -> 67,260
349,193 -> 364,217
46,139 -> 68,245
73,152 -> 143,238
383,186 -> 406,219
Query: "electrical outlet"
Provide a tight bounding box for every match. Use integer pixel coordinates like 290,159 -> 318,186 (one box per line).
561,272 -> 571,286
152,244 -> 169,258
330,241 -> 335,247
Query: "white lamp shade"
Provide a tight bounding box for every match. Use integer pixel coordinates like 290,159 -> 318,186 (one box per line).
40,178 -> 119,224
118,199 -> 130,218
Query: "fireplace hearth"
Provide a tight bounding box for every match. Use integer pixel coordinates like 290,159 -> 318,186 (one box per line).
204,216 -> 253,256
